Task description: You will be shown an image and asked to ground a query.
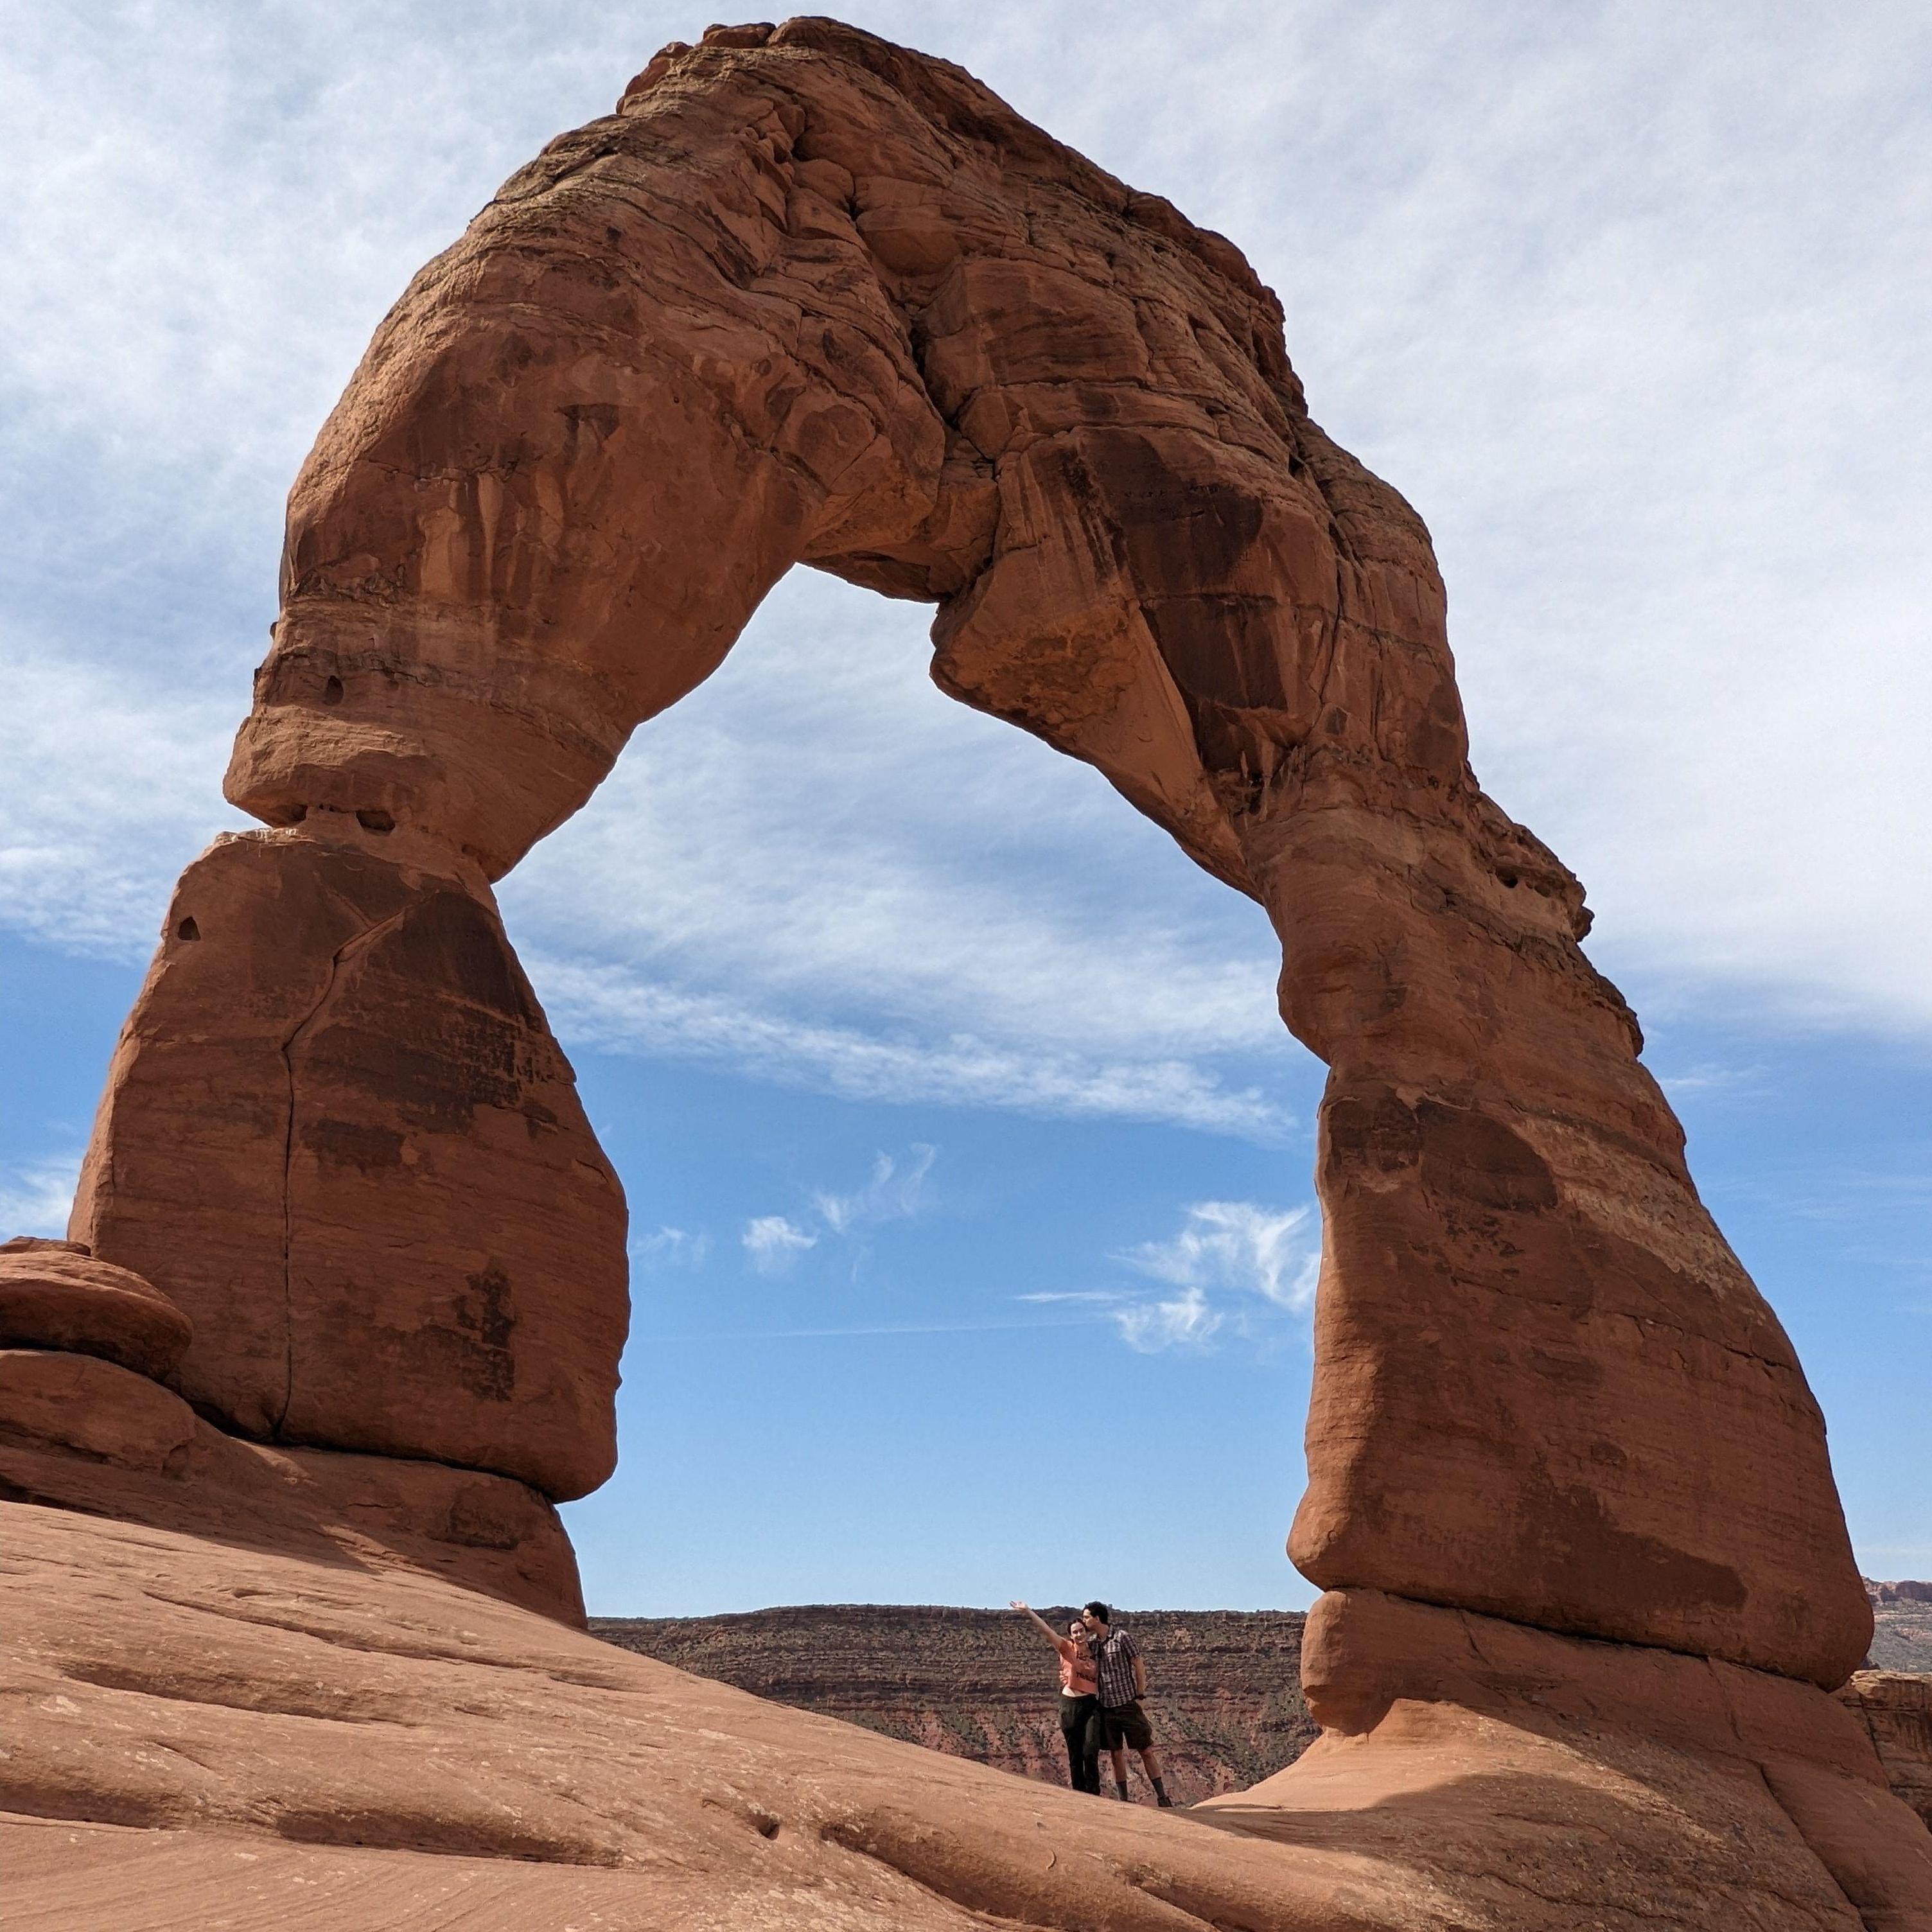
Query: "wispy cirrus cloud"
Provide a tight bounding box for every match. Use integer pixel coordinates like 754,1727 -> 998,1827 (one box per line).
1120,1201 -> 1322,1312
631,1225 -> 710,1270
532,954 -> 1291,1141
0,1154 -> 82,1241
741,1215 -> 818,1277
742,1145 -> 943,1279
814,1146 -> 936,1236
3,0 -> 1928,1138
1019,1199 -> 1323,1353
1114,1285 -> 1224,1353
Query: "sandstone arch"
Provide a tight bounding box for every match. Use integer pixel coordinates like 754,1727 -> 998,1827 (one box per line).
72,17 -> 1867,1683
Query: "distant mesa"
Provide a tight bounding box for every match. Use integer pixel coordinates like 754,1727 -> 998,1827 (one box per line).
1869,1578 -> 1932,1606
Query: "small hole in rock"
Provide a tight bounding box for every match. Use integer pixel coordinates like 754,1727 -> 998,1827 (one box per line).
356,809 -> 396,834
175,917 -> 200,942
1497,870 -> 1519,889
322,675 -> 344,706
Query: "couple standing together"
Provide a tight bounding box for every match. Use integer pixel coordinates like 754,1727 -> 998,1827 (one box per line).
1010,1599 -> 1175,1806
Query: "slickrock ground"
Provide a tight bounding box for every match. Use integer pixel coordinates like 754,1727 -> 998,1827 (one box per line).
599,1600 -> 1932,1818
7,1502 -> 1929,1932
594,1606 -> 1318,1804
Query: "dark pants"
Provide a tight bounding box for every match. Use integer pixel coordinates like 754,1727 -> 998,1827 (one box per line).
1059,1694 -> 1101,1793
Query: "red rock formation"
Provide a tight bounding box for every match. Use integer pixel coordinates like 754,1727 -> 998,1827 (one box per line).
0,1351 -> 580,1623
7,1504 -> 1928,1932
71,823 -> 626,1499
7,18 -> 1926,1926
198,13 -> 1871,1685
0,1238 -> 191,1380
1839,1672 -> 1932,1834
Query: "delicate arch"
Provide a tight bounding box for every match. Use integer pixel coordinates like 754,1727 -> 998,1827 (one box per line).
76,19 -> 1865,1689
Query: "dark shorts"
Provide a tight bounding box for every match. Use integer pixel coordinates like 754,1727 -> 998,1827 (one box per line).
1097,1699 -> 1154,1752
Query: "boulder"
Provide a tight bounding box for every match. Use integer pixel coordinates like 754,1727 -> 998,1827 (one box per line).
0,1349 -> 197,1473
0,1238 -> 191,1380
0,1374 -> 580,1624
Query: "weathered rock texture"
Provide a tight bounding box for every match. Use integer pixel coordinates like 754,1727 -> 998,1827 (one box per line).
72,821 -> 626,1499
200,12 -> 1871,1681
1839,1672 -> 1932,1833
0,1349 -> 580,1622
10,16 -> 1926,1929
595,1605 -> 1319,1805
1870,1581 -> 1932,1673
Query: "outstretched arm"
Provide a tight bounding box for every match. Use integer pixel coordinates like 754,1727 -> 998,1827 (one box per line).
1009,1600 -> 1069,1647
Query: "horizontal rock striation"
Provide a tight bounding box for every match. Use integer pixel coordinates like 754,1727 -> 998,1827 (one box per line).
1838,1671 -> 1932,1833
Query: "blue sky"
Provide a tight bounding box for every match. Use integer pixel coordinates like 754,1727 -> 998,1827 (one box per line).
2,1 -> 1926,1613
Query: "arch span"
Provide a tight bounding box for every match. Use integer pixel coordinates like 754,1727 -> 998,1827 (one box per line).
74,20 -> 1865,1690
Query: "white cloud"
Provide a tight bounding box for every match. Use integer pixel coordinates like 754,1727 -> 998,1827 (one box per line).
741,1215 -> 818,1276
740,1145 -> 938,1280
812,1146 -> 936,1236
1121,1202 -> 1322,1312
0,634 -> 243,959
530,954 -> 1291,1140
631,1226 -> 710,1270
1115,1286 -> 1224,1354
1654,1062 -> 1768,1100
2,0 -> 1927,1132
1015,1200 -> 1322,1351
0,1154 -> 82,1241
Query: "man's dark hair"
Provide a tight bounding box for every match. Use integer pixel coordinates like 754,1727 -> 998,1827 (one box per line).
1083,1601 -> 1111,1622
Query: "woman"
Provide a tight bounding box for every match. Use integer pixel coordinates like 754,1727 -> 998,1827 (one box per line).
1010,1599 -> 1101,1795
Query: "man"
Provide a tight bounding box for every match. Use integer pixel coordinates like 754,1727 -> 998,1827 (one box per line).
1080,1601 -> 1173,1806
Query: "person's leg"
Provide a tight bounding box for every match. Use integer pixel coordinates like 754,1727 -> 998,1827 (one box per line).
1108,1743 -> 1129,1796
1078,1701 -> 1102,1795
1060,1698 -> 1095,1793
1115,1705 -> 1171,1807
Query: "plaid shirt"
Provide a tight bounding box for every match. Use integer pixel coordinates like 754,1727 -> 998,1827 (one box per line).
1091,1626 -> 1141,1708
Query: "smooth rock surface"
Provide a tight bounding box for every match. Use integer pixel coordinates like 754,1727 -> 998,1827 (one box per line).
0,1349 -> 197,1473
204,15 -> 1866,1678
69,823 -> 627,1500
0,1379 -> 580,1624
5,1502 -> 1922,1932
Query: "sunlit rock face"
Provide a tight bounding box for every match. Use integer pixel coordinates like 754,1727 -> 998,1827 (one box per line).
9,19 -> 1928,1929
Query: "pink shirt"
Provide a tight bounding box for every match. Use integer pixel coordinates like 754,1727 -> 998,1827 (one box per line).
1054,1635 -> 1098,1696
